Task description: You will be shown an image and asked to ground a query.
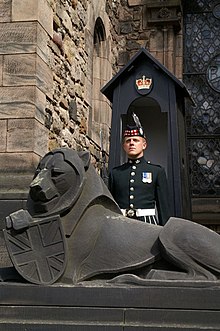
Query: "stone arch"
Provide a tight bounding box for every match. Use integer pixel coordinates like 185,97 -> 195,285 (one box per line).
94,17 -> 106,55
85,0 -> 112,152
128,96 -> 168,171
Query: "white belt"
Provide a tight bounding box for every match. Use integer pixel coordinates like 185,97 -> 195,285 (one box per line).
121,208 -> 156,217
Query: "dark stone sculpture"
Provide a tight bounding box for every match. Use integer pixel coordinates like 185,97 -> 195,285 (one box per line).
1,148 -> 220,285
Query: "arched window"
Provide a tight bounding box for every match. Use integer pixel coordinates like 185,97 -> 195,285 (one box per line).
94,17 -> 106,55
90,17 -> 111,153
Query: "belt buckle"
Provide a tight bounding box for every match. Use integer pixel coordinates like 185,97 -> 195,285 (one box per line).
127,209 -> 135,217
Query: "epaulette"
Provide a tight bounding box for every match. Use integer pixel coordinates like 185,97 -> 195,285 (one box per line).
112,163 -> 128,171
146,160 -> 162,168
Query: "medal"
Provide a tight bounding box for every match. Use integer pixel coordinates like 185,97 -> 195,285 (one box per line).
142,172 -> 152,183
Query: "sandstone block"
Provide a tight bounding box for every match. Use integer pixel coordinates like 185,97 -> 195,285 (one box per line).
0,22 -> 49,64
100,100 -> 111,126
63,35 -> 75,65
149,30 -> 164,52
175,56 -> 183,80
3,54 -> 53,99
0,55 -> 2,85
93,78 -> 101,97
0,22 -> 36,54
0,0 -> 11,22
154,51 -> 164,65
0,86 -> 46,123
120,22 -> 133,34
0,120 -> 7,152
0,151 -> 40,195
128,0 -> 143,6
12,0 -> 53,37
84,79 -> 93,108
7,118 -> 48,156
0,152 -> 39,172
0,173 -> 33,196
60,9 -> 73,35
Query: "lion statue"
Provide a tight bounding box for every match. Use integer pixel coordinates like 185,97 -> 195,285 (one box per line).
1,148 -> 220,285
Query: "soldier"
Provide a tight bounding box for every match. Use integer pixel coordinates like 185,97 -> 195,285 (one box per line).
108,113 -> 171,225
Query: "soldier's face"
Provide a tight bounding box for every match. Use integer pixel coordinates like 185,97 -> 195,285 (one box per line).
123,136 -> 147,159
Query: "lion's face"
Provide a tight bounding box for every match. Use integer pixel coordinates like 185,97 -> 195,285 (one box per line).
27,149 -> 89,216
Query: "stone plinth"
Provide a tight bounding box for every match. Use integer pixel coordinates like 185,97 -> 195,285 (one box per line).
0,281 -> 220,330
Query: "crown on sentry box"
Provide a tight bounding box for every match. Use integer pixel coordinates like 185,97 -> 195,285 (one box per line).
136,75 -> 152,90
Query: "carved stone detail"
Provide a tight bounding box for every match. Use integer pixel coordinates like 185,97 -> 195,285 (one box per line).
143,1 -> 182,31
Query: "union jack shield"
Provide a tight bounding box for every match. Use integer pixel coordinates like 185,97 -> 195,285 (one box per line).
3,215 -> 67,285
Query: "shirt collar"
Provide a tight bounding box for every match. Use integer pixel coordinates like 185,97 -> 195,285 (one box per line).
128,156 -> 144,164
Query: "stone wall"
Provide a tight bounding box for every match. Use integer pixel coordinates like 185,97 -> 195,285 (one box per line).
0,0 -> 187,221
107,0 -> 183,79
0,0 -> 115,218
0,0 -> 53,218
46,0 -> 114,169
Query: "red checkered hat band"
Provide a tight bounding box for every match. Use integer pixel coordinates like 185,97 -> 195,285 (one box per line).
124,129 -> 140,137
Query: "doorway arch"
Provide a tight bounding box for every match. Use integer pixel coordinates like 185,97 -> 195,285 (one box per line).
126,96 -> 168,172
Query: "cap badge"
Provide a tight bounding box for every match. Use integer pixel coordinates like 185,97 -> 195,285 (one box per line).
142,172 -> 152,183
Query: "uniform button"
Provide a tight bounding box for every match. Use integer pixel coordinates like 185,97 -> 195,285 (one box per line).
130,195 -> 134,199
132,165 -> 136,170
130,179 -> 134,183
131,171 -> 135,176
130,187 -> 134,191
135,159 -> 140,164
130,204 -> 134,208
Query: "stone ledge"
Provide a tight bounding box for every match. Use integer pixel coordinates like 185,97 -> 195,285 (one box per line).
0,282 -> 219,329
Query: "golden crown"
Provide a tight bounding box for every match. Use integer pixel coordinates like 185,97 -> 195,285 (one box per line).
136,75 -> 152,90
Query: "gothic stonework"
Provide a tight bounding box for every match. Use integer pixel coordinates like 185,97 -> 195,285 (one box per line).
0,0 -> 217,228
109,0 -> 183,79
0,0 -> 183,218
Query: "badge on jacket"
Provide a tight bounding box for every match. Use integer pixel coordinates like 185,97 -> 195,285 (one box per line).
142,172 -> 152,183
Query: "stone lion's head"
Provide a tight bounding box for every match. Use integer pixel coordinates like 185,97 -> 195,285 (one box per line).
27,148 -> 90,217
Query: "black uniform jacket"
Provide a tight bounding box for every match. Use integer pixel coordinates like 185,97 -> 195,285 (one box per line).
108,156 -> 171,225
